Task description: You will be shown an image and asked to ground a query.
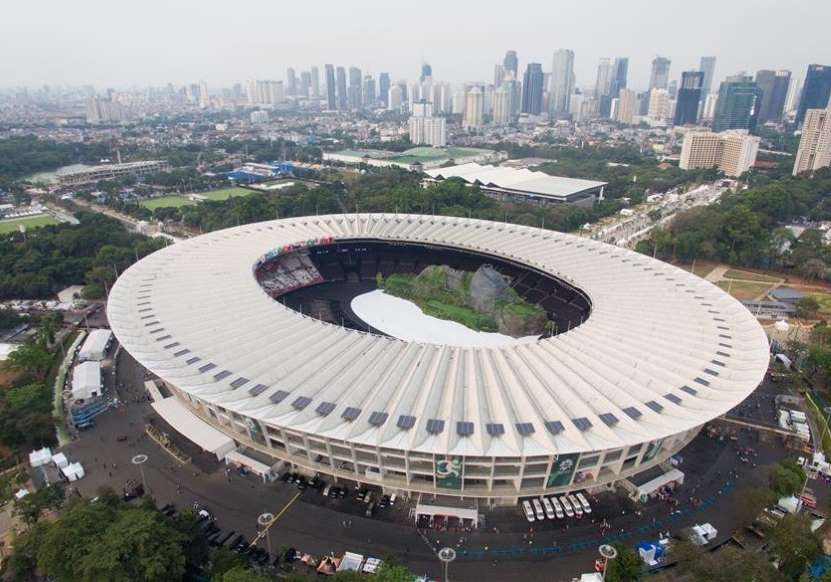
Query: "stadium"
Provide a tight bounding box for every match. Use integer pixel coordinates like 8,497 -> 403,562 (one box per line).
107,214 -> 769,505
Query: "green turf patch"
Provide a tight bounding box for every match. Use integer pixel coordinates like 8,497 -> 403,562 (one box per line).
809,292 -> 831,316
193,187 -> 253,201
139,195 -> 194,210
0,215 -> 60,234
723,269 -> 781,283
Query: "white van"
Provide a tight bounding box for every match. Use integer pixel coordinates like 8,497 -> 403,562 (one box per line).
522,500 -> 535,522
531,498 -> 545,521
559,495 -> 574,517
550,496 -> 565,519
540,496 -> 556,520
568,494 -> 583,517
576,492 -> 592,514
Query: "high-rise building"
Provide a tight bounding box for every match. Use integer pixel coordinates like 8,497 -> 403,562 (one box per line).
286,67 -> 297,96
324,65 -> 336,110
336,67 -> 347,110
649,57 -> 672,90
310,67 -> 320,98
379,73 -> 390,107
348,67 -> 362,110
494,64 -> 506,87
521,63 -> 545,115
647,89 -> 672,124
680,130 -> 760,177
408,100 -> 446,147
493,85 -> 511,125
614,89 -> 637,124
503,50 -> 518,80
596,57 -> 627,117
299,71 -> 312,98
755,70 -> 791,124
549,49 -> 575,118
674,71 -> 705,126
797,64 -> 831,125
700,56 -> 717,96
362,75 -> 376,108
420,63 -> 432,83
793,106 -> 831,175
713,74 -> 759,132
388,85 -> 403,112
464,86 -> 484,129
701,93 -> 719,121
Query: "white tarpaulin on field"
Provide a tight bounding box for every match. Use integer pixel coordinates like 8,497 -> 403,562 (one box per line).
151,397 -> 236,459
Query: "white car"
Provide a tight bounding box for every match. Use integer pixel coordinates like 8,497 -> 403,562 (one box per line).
559,495 -> 574,517
568,494 -> 583,517
540,496 -> 556,520
531,498 -> 545,521
522,500 -> 535,522
576,492 -> 592,514
550,496 -> 565,519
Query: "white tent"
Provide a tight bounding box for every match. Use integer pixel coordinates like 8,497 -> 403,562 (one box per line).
61,462 -> 85,482
29,447 -> 52,467
14,489 -> 29,500
52,452 -> 69,468
224,450 -> 274,482
72,361 -> 101,400
78,329 -> 113,362
336,552 -> 364,572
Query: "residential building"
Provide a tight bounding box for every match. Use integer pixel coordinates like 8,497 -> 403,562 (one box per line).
755,70 -> 791,124
388,85 -> 403,112
648,89 -> 672,124
549,49 -> 575,118
713,74 -> 759,132
464,86 -> 484,129
493,85 -> 511,125
521,63 -> 545,115
649,57 -> 671,90
615,89 -> 637,124
679,130 -> 760,177
408,100 -> 446,147
797,64 -> 831,125
674,71 -> 704,126
793,106 -> 831,175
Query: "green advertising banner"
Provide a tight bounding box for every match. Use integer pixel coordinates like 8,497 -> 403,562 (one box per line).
435,455 -> 463,490
642,438 -> 666,463
547,453 -> 579,488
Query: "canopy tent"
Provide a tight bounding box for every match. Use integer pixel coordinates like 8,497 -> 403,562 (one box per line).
52,452 -> 69,468
336,552 -> 364,572
61,462 -> 85,482
29,447 -> 52,467
72,361 -> 101,401
78,329 -> 113,362
414,501 -> 479,527
151,397 -> 236,460
633,468 -> 685,500
224,450 -> 275,482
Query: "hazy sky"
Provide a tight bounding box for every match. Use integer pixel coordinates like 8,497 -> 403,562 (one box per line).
2,0 -> 828,91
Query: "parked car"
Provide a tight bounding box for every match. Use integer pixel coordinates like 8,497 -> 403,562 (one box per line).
540,496 -> 556,520
550,496 -> 565,519
559,496 -> 574,517
531,498 -> 545,521
576,492 -> 592,514
522,500 -> 535,522
568,494 -> 583,518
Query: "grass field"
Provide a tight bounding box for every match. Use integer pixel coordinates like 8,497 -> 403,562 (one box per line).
717,280 -> 773,301
0,215 -> 60,234
194,187 -> 253,201
139,195 -> 195,210
809,292 -> 831,316
723,269 -> 782,283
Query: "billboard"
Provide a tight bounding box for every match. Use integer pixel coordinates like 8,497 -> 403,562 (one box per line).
547,453 -> 579,488
435,455 -> 463,490
642,438 -> 666,463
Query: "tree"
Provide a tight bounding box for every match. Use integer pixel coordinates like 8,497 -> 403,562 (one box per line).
768,513 -> 821,579
14,483 -> 65,526
673,540 -> 784,582
5,339 -> 52,381
604,543 -> 643,582
795,297 -> 821,319
770,460 -> 806,497
735,487 -> 777,527
220,566 -> 274,582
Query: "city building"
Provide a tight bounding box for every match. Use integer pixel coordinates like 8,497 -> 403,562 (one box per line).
699,56 -> 717,96
679,130 -> 760,177
712,74 -> 759,132
755,70 -> 791,124
325,64 -> 337,110
388,85 -> 403,112
336,67 -> 348,110
408,101 -> 446,147
797,64 -> 831,126
286,68 -> 297,96
549,49 -> 575,118
323,146 -> 504,171
649,57 -> 671,90
108,215 -> 767,504
250,110 -> 269,124
310,66 -> 320,99
348,67 -> 363,110
503,50 -> 518,80
464,86 -> 484,129
56,160 -> 170,186
85,96 -> 126,123
647,89 -> 672,124
614,89 -> 637,124
420,63 -> 432,83
362,75 -> 376,108
521,63 -> 545,115
379,73 -> 390,108
701,93 -> 719,121
674,71 -> 704,126
793,106 -> 831,175
492,85 -> 511,125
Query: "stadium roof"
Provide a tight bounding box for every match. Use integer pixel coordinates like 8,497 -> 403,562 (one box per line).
425,163 -> 607,201
107,214 -> 769,457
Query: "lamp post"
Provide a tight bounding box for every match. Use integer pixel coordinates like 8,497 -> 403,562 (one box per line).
131,454 -> 149,493
599,544 -> 618,581
437,547 -> 456,582
258,512 -> 275,557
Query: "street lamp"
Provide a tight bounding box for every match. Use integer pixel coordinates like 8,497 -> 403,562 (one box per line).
131,454 -> 149,493
437,547 -> 456,582
258,512 -> 275,557
599,544 -> 618,581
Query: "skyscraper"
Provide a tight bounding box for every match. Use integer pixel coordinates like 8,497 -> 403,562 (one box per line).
299,71 -> 312,98
493,85 -> 511,125
614,89 -> 637,124
503,51 -> 518,80
388,85 -> 403,112
420,63 -> 432,83
793,106 -> 831,175
378,73 -> 390,108
336,67 -> 347,110
362,75 -> 376,108
648,89 -> 672,123
595,58 -> 614,116
521,63 -> 545,115
348,67 -> 362,110
310,66 -> 320,99
549,49 -> 575,118
713,74 -> 760,132
611,58 -> 629,94
755,70 -> 791,124
700,56 -> 717,96
649,57 -> 672,90
674,71 -> 705,126
286,67 -> 297,96
464,86 -> 484,129
324,65 -> 337,110
797,64 -> 831,125
408,100 -> 446,147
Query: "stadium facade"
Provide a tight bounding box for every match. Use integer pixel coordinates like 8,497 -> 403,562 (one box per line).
108,214 -> 769,505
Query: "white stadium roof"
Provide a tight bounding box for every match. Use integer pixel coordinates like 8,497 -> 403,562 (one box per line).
424,163 -> 607,201
107,214 -> 769,457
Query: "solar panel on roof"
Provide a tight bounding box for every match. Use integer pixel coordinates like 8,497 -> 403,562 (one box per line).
716,351 -> 731,358
213,370 -> 231,381
198,363 -> 216,373
680,385 -> 698,396
155,334 -> 172,341
515,422 -> 535,436
544,420 -> 564,434
425,419 -> 445,434
486,423 -> 505,436
186,356 -> 201,365
269,390 -> 289,403
230,377 -> 249,389
368,411 -> 389,426
456,421 -> 474,436
163,342 -> 180,349
572,417 -> 592,431
248,384 -> 268,397
665,393 -> 682,404
599,413 -> 619,427
342,407 -> 361,421
695,376 -> 712,385
711,359 -> 726,367
292,396 -> 311,410
316,402 -> 336,416
623,407 -> 641,419
645,400 -> 664,413
397,415 -> 416,430
173,349 -> 190,357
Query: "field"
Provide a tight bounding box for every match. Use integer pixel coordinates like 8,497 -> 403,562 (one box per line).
717,280 -> 773,301
139,195 -> 194,210
193,187 -> 253,201
0,215 -> 60,234
809,293 -> 831,316
723,269 -> 782,283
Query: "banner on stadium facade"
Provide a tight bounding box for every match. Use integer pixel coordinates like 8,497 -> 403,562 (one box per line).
546,453 -> 579,488
435,455 -> 463,490
255,236 -> 337,266
642,438 -> 666,463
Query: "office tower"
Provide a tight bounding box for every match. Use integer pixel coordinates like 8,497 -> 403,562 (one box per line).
286,67 -> 297,96
700,56 -> 717,96
363,75 -> 376,108
549,49 -> 575,117
464,86 -> 484,128
595,58 -> 614,97
674,71 -> 705,126
484,84 -> 495,115
615,89 -> 637,124
785,76 -> 801,115
420,63 -> 432,83
379,73 -> 390,107
647,89 -> 672,123
503,50 -> 518,80
311,66 -> 320,98
388,85 -> 403,111
299,71 -> 312,98
409,82 -> 421,111
336,67 -> 347,110
325,65 -> 336,109
702,93 -> 719,121
713,74 -> 760,132
493,85 -> 511,124
494,64 -> 506,87
793,106 -> 831,175
755,70 -> 791,124
348,67 -> 362,109
649,57 -> 671,90
408,100 -> 446,147
797,64 -> 831,125
668,80 -> 678,99
612,58 -> 628,93
521,63 -> 545,115
679,130 -> 760,177
597,57 -> 626,117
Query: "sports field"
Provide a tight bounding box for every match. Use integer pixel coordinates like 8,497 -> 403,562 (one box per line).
0,215 -> 60,234
193,187 -> 253,201
139,195 -> 194,210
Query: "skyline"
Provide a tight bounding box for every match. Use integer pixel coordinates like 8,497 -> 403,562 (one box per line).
2,0 -> 829,90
